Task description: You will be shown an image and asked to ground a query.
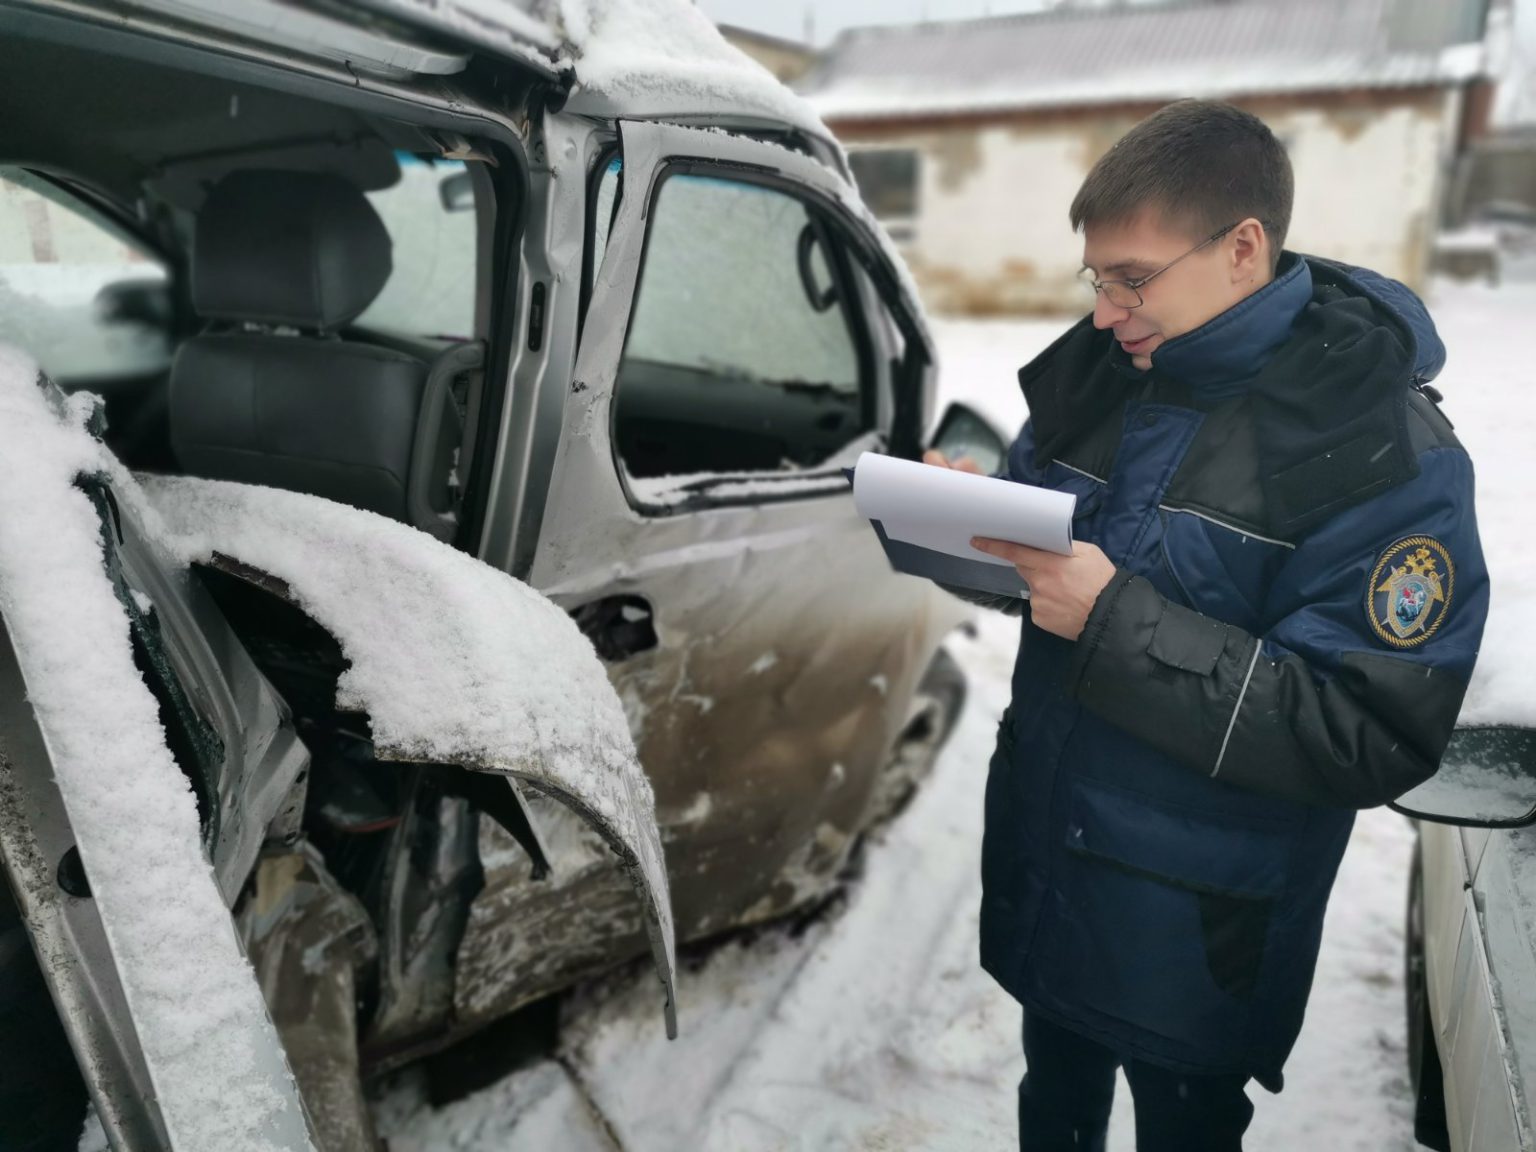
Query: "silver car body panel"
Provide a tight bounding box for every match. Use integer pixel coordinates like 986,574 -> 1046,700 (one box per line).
347,0 -> 562,79
123,0 -> 472,79
449,117 -> 966,1031
0,471 -> 316,1151
1464,822 -> 1536,1150
1422,818 -> 1534,1151
0,624 -> 172,1151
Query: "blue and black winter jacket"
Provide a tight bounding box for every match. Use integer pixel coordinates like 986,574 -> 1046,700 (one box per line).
962,253 -> 1488,1088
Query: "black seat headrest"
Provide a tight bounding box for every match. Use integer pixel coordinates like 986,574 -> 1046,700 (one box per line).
192,170 -> 392,333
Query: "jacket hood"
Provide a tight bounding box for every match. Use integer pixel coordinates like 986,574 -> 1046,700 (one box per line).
1017,256 -> 1445,537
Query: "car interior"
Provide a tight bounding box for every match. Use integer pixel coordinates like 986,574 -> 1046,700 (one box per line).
2,18 -> 894,540
0,28 -> 504,544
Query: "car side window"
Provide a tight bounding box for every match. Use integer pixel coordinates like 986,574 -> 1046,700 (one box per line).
0,172 -> 171,382
613,170 -> 870,486
590,154 -> 622,286
354,154 -> 478,341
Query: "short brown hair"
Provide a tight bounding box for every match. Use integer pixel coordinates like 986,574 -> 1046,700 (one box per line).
1069,100 -> 1294,269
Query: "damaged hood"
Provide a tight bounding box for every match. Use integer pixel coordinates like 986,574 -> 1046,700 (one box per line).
137,474 -> 678,1037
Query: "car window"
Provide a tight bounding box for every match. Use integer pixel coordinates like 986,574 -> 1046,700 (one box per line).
590,154 -> 622,285
355,154 -> 478,341
0,172 -> 171,381
612,171 -> 869,485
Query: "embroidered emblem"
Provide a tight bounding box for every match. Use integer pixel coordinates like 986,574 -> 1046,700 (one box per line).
1367,536 -> 1454,648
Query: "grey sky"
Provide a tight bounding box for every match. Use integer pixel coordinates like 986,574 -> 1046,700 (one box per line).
698,0 -> 1048,46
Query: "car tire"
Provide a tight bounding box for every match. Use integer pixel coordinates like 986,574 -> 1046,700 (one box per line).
865,646 -> 968,827
0,891 -> 89,1152
1405,835 -> 1451,1152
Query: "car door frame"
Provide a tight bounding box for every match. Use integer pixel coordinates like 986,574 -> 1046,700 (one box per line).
518,119 -> 947,932
536,117 -> 934,567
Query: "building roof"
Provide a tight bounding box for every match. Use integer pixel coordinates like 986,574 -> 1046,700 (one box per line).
799,0 -> 1491,124
718,24 -> 818,62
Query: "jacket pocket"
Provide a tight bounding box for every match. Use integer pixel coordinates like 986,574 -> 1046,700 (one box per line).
1047,777 -> 1290,1055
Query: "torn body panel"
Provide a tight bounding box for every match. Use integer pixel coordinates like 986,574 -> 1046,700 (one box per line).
239,849 -> 378,1152
139,476 -> 677,1039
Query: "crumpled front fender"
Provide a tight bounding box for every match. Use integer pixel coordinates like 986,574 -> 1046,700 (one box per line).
137,476 -> 677,1038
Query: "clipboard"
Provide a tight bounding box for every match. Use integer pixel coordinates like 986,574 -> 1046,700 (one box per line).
846,451 -> 1076,598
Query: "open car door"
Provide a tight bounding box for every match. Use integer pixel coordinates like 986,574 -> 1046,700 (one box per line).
524,120 -> 948,942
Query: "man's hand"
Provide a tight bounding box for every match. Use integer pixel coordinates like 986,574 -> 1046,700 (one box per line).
923,449 -> 983,475
971,538 -> 1117,641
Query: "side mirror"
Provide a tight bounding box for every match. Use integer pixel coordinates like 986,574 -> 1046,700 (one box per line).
1390,726 -> 1536,828
93,277 -> 172,329
929,401 -> 1009,476
438,171 -> 474,213
796,222 -> 839,312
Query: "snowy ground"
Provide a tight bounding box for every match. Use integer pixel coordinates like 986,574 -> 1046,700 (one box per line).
380,278 -> 1530,1151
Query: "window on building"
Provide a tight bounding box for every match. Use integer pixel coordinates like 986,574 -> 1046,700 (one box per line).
848,149 -> 920,245
0,171 -> 171,382
611,171 -> 871,484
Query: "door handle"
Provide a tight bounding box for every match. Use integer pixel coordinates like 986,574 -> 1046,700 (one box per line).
570,595 -> 658,662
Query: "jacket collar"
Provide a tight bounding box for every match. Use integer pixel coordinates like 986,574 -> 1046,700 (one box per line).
1119,252 -> 1313,403
1017,254 -> 1423,538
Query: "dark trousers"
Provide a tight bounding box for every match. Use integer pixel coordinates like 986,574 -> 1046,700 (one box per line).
1017,1013 -> 1255,1152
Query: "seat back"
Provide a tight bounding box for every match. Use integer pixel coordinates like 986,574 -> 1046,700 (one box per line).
169,170 -> 432,523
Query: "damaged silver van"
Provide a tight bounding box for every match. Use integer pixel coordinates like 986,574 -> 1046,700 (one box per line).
0,1 -> 988,1148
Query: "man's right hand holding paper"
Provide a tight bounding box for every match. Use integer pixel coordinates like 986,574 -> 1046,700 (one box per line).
921,450 -> 983,475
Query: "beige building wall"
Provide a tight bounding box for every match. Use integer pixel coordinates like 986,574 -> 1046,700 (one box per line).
832,89 -> 1456,316
719,28 -> 817,85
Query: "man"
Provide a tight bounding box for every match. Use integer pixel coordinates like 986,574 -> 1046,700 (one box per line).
925,100 -> 1488,1150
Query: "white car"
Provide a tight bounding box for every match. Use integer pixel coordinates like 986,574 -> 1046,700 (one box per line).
1400,728 -> 1536,1151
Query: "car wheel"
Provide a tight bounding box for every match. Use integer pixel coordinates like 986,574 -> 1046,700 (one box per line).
1405,835 -> 1451,1152
865,646 -> 968,827
0,891 -> 89,1152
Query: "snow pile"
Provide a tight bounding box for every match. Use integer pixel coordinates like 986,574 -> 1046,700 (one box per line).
0,347 -> 310,1151
136,474 -> 676,1030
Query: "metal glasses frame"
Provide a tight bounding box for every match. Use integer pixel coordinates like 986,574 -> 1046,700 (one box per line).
1081,222 -> 1240,309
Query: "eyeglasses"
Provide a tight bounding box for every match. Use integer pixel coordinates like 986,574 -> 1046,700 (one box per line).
1079,222 -> 1239,309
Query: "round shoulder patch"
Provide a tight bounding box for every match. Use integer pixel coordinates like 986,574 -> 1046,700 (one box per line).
1367,536 -> 1455,648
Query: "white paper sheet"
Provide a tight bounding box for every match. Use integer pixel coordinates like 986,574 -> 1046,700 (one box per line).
851,452 -> 1076,596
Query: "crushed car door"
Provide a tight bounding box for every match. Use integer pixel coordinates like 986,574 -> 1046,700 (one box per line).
526,119 -> 953,941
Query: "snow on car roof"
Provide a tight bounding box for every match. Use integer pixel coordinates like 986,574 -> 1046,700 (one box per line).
0,347 -> 310,1151
358,0 -> 829,137
135,472 -> 677,1034
555,0 -> 826,133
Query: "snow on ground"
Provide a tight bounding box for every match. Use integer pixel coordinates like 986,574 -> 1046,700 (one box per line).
384,279 -> 1526,1149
